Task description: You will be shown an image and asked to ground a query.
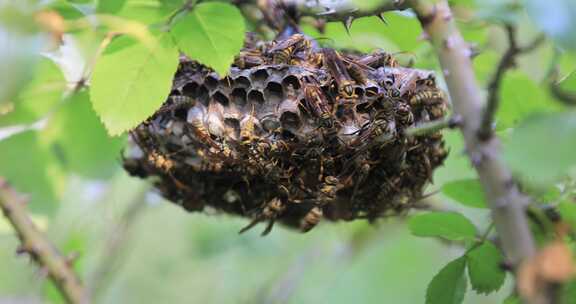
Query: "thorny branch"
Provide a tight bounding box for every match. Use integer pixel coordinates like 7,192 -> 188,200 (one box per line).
280,0 -> 408,22
478,25 -> 546,140
406,0 -> 537,263
0,178 -> 88,304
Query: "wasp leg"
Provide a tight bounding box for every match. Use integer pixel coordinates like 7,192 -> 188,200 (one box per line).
261,219 -> 276,236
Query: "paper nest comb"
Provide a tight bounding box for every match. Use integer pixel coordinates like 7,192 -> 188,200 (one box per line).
122,33 -> 450,235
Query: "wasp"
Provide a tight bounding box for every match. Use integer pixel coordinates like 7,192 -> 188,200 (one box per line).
267,34 -> 311,65
358,109 -> 397,148
306,52 -> 324,68
302,77 -> 336,129
322,48 -> 357,100
395,102 -> 414,127
156,95 -> 196,115
186,106 -> 221,150
130,126 -> 192,192
357,50 -> 398,68
239,197 -> 286,236
300,206 -> 323,233
375,175 -> 402,205
394,69 -> 420,97
416,74 -> 436,87
409,88 -> 446,107
429,143 -> 449,164
341,54 -> 374,86
239,105 -> 258,146
428,102 -> 448,120
303,78 -> 346,151
318,175 -> 340,206
234,49 -> 265,69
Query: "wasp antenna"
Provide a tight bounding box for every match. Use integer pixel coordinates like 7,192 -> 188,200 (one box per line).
376,13 -> 388,25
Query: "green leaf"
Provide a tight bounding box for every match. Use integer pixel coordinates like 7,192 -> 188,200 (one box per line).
97,0 -> 127,13
432,131 -> 477,186
473,50 -> 500,85
498,71 -> 560,130
0,57 -> 66,127
525,0 -> 576,50
90,32 -> 179,136
117,0 -> 182,24
171,2 -> 245,76
409,212 -> 477,241
303,12 -> 421,54
0,131 -> 61,214
442,179 -> 488,209
46,0 -> 86,19
44,89 -> 126,178
504,111 -> 576,186
426,256 -> 468,304
466,242 -> 506,294
475,0 -> 522,24
562,279 -> 576,304
558,200 -> 576,230
503,295 -> 521,304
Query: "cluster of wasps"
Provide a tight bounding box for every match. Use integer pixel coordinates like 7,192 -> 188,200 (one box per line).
122,33 -> 450,235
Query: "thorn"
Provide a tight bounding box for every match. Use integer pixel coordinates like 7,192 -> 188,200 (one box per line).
376,13 -> 388,25
314,18 -> 326,34
36,266 -> 49,279
499,260 -> 514,272
448,115 -> 463,128
342,16 -> 354,36
443,36 -> 455,50
470,151 -> 484,168
417,32 -> 430,41
16,245 -> 28,256
66,252 -> 80,267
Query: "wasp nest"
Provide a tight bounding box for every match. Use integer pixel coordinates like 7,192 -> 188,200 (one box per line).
122,33 -> 449,235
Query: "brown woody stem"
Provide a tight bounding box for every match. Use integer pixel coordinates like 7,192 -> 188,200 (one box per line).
478,25 -> 546,140
0,178 -> 88,304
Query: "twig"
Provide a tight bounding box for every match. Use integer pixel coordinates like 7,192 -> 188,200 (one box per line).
403,115 -> 461,137
478,25 -> 546,140
282,0 -> 408,22
0,178 -> 88,304
406,0 -> 542,301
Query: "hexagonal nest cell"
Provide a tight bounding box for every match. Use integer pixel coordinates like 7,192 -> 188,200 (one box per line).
122,33 -> 450,235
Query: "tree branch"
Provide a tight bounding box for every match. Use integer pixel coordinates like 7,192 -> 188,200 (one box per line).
403,115 -> 461,137
0,178 -> 88,304
282,0 -> 408,22
478,25 -> 546,140
406,0 -> 537,274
